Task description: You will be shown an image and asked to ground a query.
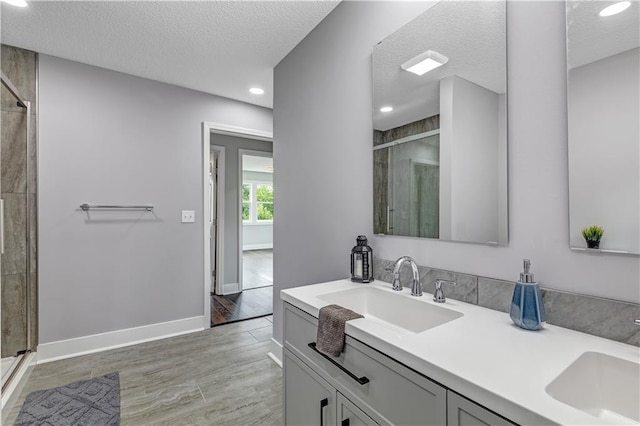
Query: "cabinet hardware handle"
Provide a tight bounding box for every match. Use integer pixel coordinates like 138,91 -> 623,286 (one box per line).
308,342 -> 370,385
320,398 -> 328,425
342,419 -> 350,426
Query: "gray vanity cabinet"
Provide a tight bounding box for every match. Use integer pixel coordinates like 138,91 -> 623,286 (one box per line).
284,303 -> 446,425
284,349 -> 337,425
447,391 -> 516,426
284,349 -> 377,426
337,393 -> 378,426
284,302 -> 521,426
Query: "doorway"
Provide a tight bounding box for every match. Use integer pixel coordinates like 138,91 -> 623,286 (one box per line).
202,123 -> 273,327
239,151 -> 273,291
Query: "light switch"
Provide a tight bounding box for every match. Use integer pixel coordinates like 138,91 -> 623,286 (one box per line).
181,210 -> 195,223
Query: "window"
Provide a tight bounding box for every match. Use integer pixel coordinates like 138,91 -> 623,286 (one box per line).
256,184 -> 274,221
242,184 -> 251,221
242,182 -> 273,223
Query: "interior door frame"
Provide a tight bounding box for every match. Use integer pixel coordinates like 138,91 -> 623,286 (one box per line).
201,122 -> 273,329
209,145 -> 225,296
238,149 -> 274,291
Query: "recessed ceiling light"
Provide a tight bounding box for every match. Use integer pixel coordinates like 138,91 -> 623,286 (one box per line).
380,106 -> 393,113
599,1 -> 631,16
401,50 -> 449,76
249,87 -> 264,95
1,0 -> 28,7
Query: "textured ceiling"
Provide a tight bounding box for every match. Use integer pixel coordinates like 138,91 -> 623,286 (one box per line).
567,0 -> 639,69
0,1 -> 340,108
373,1 -> 506,131
373,0 -> 639,132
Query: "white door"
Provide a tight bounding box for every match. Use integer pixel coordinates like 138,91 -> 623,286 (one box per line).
210,151 -> 218,293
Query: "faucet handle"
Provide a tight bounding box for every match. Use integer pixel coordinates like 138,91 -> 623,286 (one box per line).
433,279 -> 456,303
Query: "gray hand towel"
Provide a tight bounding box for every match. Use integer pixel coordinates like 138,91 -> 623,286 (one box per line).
316,304 -> 364,357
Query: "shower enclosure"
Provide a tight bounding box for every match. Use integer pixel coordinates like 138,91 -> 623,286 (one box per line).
383,132 -> 440,238
1,45 -> 38,403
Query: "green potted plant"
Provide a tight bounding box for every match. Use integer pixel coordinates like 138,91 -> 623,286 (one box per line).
581,225 -> 604,249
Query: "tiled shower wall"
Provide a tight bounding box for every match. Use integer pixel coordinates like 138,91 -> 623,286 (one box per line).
374,258 -> 640,347
1,44 -> 38,357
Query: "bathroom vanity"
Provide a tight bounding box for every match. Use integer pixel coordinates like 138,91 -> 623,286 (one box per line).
281,280 -> 640,426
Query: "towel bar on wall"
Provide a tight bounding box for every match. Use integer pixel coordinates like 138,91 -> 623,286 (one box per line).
80,203 -> 154,212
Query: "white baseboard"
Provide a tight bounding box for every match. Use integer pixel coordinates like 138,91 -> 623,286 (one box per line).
1,352 -> 36,420
222,282 -> 241,294
243,244 -> 273,251
267,337 -> 283,368
37,316 -> 205,364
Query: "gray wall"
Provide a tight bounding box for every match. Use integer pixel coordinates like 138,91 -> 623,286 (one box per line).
273,1 -> 438,344
568,48 -> 639,253
212,134 -> 272,287
440,75 -> 500,243
272,1 -> 640,345
39,55 -> 272,343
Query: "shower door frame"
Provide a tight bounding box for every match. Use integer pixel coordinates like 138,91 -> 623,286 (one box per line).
0,70 -> 34,396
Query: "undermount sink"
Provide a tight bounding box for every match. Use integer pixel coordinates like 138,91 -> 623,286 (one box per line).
545,352 -> 640,424
317,286 -> 463,333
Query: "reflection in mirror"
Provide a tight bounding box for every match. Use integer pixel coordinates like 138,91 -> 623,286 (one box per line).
373,0 -> 507,245
567,1 -> 639,254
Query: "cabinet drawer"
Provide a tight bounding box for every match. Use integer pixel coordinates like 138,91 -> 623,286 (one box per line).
284,303 -> 447,426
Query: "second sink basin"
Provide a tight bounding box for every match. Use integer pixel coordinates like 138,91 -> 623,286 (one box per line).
317,286 -> 463,333
545,351 -> 640,424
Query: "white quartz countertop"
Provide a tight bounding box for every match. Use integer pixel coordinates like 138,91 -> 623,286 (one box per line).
281,279 -> 640,426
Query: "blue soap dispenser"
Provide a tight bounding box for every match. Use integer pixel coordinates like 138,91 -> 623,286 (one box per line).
509,259 -> 546,331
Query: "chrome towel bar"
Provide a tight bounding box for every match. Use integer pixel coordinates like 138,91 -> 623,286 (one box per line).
80,203 -> 153,212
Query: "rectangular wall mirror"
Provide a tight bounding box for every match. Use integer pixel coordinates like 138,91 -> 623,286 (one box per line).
372,0 -> 507,245
566,1 -> 639,254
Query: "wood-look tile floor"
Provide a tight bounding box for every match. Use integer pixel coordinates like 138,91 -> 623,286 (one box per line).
4,317 -> 281,426
211,287 -> 272,327
242,250 -> 273,290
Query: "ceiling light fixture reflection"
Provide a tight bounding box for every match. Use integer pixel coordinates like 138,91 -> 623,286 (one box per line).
1,0 -> 28,7
249,87 -> 264,95
401,50 -> 449,76
599,1 -> 631,17
380,106 -> 393,113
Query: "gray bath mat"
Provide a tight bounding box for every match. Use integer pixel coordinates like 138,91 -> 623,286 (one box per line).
15,372 -> 120,426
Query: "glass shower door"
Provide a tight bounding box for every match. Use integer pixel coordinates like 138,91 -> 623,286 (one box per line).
388,133 -> 440,238
1,68 -> 33,392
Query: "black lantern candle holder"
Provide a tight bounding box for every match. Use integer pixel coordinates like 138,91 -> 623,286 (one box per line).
351,235 -> 374,283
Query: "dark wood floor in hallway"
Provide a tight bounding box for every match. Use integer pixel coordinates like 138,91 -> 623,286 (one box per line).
211,286 -> 273,327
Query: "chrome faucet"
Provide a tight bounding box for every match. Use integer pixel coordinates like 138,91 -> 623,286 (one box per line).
390,256 -> 422,296
433,279 -> 456,303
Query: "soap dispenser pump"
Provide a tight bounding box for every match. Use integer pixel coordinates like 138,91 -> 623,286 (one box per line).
509,259 -> 546,331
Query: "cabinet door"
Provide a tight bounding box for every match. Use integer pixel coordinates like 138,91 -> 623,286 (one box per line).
337,393 -> 378,426
447,391 -> 517,426
285,349 -> 336,426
